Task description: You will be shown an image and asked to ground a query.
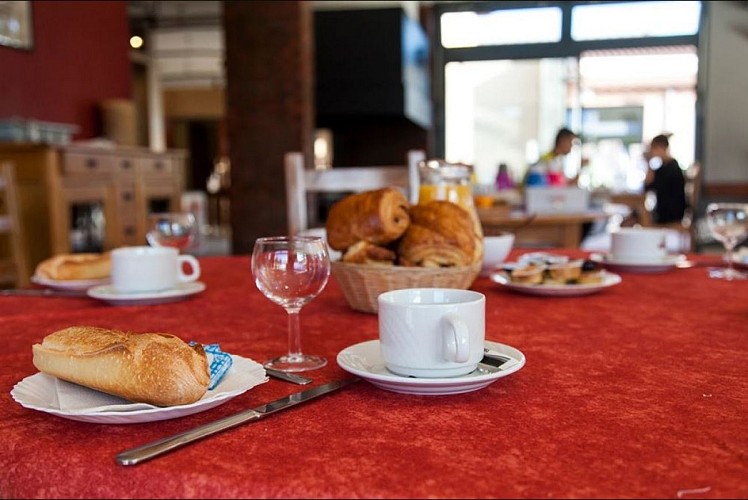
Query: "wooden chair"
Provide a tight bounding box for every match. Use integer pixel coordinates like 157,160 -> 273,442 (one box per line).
0,162 -> 29,287
284,150 -> 425,236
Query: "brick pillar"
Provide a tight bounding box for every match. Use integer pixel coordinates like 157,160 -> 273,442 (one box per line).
224,1 -> 314,253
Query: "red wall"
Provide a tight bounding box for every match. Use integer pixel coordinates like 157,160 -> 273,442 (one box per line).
0,1 -> 132,139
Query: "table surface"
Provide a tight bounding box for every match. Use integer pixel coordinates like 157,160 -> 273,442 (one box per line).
2,251 -> 747,498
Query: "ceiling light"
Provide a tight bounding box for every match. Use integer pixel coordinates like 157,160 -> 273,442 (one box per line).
130,35 -> 144,49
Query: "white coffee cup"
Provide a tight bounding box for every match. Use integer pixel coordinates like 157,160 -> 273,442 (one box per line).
378,288 -> 485,378
611,228 -> 667,263
111,246 -> 201,293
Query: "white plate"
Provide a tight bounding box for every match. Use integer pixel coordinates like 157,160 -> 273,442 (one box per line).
31,274 -> 110,291
87,281 -> 206,306
490,270 -> 621,297
590,253 -> 685,273
10,355 -> 268,424
336,340 -> 525,396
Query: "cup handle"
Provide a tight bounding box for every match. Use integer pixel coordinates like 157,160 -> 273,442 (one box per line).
442,313 -> 470,363
176,255 -> 201,283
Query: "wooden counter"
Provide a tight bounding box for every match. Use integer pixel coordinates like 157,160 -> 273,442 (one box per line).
478,206 -> 607,248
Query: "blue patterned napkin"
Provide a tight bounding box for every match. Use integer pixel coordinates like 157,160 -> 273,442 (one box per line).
190,342 -> 233,390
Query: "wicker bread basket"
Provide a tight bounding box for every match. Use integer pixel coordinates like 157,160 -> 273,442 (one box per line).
331,261 -> 482,314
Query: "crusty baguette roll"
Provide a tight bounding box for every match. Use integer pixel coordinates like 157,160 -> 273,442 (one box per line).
325,187 -> 410,251
32,326 -> 210,407
397,201 -> 483,267
35,253 -> 111,280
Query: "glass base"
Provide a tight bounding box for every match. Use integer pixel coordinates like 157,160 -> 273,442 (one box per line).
708,267 -> 747,280
264,354 -> 327,373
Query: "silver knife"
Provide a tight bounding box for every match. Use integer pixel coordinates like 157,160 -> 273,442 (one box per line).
116,377 -> 360,466
480,348 -> 520,372
264,367 -> 313,385
0,288 -> 88,298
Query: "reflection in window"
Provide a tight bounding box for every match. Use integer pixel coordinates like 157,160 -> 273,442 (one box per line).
441,7 -> 562,48
571,1 -> 701,41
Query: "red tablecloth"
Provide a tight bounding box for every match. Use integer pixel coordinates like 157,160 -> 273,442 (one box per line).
1,251 -> 746,498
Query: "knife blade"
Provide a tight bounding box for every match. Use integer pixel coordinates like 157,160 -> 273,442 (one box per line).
116,377 -> 360,466
0,288 -> 88,298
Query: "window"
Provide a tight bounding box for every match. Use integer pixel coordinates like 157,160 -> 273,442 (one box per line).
571,1 -> 701,41
440,7 -> 562,48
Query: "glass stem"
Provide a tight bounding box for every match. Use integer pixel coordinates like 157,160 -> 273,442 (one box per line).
725,244 -> 735,274
286,308 -> 302,361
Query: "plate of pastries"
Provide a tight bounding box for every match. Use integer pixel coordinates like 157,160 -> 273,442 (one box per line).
31,252 -> 111,291
489,252 -> 621,297
324,187 -> 484,313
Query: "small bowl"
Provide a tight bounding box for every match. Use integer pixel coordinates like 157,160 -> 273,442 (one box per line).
480,233 -> 515,277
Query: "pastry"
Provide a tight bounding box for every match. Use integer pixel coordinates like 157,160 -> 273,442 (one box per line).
32,326 -> 210,407
397,201 -> 483,267
546,260 -> 583,283
509,264 -> 544,284
342,241 -> 397,265
35,253 -> 111,280
577,259 -> 604,284
325,187 -> 411,251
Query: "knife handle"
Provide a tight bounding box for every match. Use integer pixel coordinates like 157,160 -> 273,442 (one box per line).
116,409 -> 262,466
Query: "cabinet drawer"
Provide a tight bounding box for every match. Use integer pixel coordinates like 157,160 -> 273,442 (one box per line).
115,156 -> 136,178
63,153 -> 115,176
137,157 -> 174,177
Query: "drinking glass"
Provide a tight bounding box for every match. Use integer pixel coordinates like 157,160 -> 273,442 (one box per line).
252,235 -> 330,372
146,212 -> 197,252
705,203 -> 748,280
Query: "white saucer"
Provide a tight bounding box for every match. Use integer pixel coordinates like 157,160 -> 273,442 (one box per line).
31,274 -> 110,291
490,270 -> 621,297
336,340 -> 525,396
87,281 -> 206,306
591,253 -> 685,273
11,355 -> 267,424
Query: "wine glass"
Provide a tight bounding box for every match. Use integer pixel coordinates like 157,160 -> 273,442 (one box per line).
146,212 -> 197,252
705,203 -> 748,280
252,235 -> 330,372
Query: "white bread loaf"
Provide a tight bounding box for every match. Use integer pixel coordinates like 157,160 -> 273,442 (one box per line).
32,326 -> 210,407
35,253 -> 111,280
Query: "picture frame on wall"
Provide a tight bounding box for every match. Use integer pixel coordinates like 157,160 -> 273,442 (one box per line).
0,1 -> 33,50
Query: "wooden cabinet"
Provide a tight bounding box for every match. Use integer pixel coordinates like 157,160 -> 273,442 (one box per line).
0,143 -> 186,279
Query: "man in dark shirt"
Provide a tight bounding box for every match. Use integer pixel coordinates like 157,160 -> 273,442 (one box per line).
644,134 -> 686,224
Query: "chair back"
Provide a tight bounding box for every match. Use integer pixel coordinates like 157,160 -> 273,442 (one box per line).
0,162 -> 29,287
285,150 -> 425,235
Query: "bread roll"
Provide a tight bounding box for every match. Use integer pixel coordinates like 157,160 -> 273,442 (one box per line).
325,187 -> 410,251
35,253 -> 111,280
32,326 -> 210,407
397,201 -> 483,267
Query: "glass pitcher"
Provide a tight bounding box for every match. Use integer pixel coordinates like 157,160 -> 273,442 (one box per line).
417,159 -> 483,238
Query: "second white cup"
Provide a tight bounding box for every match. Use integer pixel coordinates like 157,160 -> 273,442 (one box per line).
111,246 -> 201,293
611,228 -> 667,263
378,288 -> 485,378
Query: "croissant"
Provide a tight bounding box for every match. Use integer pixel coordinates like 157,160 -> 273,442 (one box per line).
397,201 -> 483,267
325,187 -> 410,251
342,241 -> 397,265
